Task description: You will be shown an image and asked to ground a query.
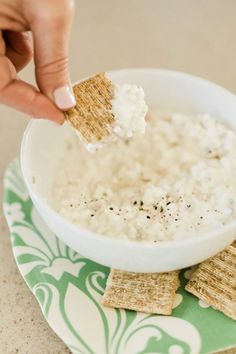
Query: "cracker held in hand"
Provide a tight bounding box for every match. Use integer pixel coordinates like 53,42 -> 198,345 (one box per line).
64,73 -> 148,150
101,269 -> 180,315
64,73 -> 115,146
185,241 -> 236,320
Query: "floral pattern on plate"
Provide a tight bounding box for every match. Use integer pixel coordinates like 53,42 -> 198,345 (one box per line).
3,160 -> 236,354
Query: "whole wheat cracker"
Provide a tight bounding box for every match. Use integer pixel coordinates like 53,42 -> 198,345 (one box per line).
101,269 -> 180,315
185,241 -> 236,320
64,73 -> 115,144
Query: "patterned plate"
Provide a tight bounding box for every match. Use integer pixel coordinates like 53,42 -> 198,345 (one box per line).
3,160 -> 236,354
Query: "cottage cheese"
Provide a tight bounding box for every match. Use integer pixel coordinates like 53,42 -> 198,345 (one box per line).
85,83 -> 148,152
53,112 -> 236,242
111,84 -> 147,137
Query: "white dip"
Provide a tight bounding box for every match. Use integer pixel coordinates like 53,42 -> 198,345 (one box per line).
111,84 -> 148,138
85,83 -> 148,152
53,112 -> 236,242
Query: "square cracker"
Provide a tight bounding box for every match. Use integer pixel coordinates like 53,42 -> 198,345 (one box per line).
64,73 -> 115,144
185,241 -> 236,320
101,269 -> 180,315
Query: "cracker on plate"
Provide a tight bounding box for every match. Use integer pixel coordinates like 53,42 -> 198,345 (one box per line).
101,269 -> 180,315
185,241 -> 236,320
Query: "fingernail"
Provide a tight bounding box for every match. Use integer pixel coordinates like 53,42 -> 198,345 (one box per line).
53,85 -> 76,110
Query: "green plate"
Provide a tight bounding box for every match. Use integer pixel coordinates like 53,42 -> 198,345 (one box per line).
3,160 -> 236,354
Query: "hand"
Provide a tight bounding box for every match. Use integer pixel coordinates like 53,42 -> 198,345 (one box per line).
0,0 -> 75,124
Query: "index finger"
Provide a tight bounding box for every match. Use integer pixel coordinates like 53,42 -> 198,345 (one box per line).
0,55 -> 64,122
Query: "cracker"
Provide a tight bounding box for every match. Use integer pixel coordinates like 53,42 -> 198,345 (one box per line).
185,241 -> 236,320
101,269 -> 180,315
64,73 -> 115,144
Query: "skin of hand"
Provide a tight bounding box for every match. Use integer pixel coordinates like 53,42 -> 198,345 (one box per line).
0,0 -> 76,124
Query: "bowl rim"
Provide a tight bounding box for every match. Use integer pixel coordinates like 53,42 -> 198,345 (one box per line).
21,67 -> 236,250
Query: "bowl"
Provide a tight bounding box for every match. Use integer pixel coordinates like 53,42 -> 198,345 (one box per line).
21,68 -> 236,272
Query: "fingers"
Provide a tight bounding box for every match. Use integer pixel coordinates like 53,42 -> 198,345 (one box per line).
0,55 -> 64,123
26,0 -> 76,110
4,31 -> 33,71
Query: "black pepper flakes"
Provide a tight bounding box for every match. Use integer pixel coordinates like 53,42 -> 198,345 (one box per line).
140,201 -> 144,207
146,215 -> 151,219
133,201 -> 137,205
90,214 -> 94,217
166,201 -> 171,206
160,206 -> 164,213
109,207 -> 114,210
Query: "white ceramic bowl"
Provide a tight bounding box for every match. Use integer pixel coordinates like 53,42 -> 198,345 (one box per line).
21,69 -> 236,272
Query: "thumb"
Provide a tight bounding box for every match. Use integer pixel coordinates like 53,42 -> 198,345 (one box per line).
28,0 -> 76,110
